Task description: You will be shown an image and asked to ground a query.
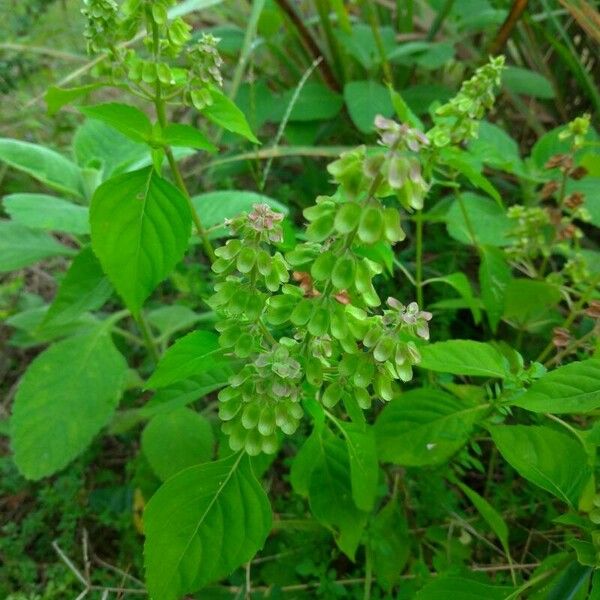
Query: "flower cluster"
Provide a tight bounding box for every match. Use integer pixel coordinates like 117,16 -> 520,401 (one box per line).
82,0 -> 119,53
428,56 -> 505,147
212,118 -> 435,454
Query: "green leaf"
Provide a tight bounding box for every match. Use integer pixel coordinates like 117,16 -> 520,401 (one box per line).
0,138 -> 84,198
90,167 -> 191,315
3,193 -> 90,235
10,325 -> 127,480
46,83 -> 104,116
337,421 -> 378,511
490,425 -> 592,507
42,247 -> 113,328
441,149 -> 501,203
479,245 -> 512,333
147,305 -> 203,342
511,360 -> 600,414
446,193 -> 511,246
455,480 -> 511,561
503,278 -> 561,331
202,87 -> 259,143
344,80 -> 394,133
547,561 -> 592,600
79,102 -> 152,143
281,82 -> 343,122
368,498 -> 409,591
142,408 -> 214,480
388,84 -> 423,129
158,123 -> 217,152
307,430 -> 368,559
503,66 -> 556,99
146,330 -> 223,389
415,575 -> 512,599
335,24 -> 396,71
144,453 -> 271,599
290,426 -> 322,497
375,388 -> 487,466
73,119 -> 149,179
427,272 -> 481,324
191,190 -> 288,238
469,121 -> 523,174
418,340 -> 508,378
0,221 -> 75,272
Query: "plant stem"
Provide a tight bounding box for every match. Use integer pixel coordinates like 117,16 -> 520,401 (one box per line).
136,312 -> 160,363
149,13 -> 216,264
363,547 -> 373,600
415,212 -> 424,306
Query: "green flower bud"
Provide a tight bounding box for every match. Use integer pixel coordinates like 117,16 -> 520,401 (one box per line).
331,253 -> 356,290
354,358 -> 374,388
308,306 -> 330,336
355,387 -> 372,409
358,205 -> 384,244
306,214 -> 335,242
290,298 -> 314,326
374,336 -> 395,362
305,356 -> 324,387
234,333 -> 254,358
236,246 -> 256,273
322,381 -> 343,408
334,202 -> 362,234
311,251 -> 336,281
383,207 -> 406,243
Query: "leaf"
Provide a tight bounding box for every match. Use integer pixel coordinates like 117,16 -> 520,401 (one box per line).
281,82 -> 343,122
159,123 -> 217,152
503,278 -> 561,331
334,24 -> 396,71
503,66 -> 556,99
46,83 -> 104,115
375,388 -> 486,466
73,119 -> 149,179
290,427 -> 322,497
388,84 -> 423,129
511,360 -> 600,414
10,325 -> 127,480
490,425 -> 592,507
418,340 -> 508,378
79,102 -> 152,143
344,80 -> 394,133
445,193 -> 511,246
0,138 -> 84,198
469,121 -> 523,174
479,245 -> 512,332
190,190 -> 288,238
202,87 -> 259,143
0,221 -> 75,272
455,480 -> 511,560
414,575 -> 512,599
90,167 -> 191,315
42,247 -> 113,328
337,421 -> 378,511
441,149 -> 501,203
3,193 -> 90,235
143,453 -> 271,599
147,305 -> 202,341
307,430 -> 368,559
427,272 -> 481,324
547,561 -> 592,600
142,408 -> 214,480
368,498 -> 409,591
146,330 -> 224,389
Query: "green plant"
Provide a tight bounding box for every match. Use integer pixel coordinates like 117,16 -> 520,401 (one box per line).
2,1 -> 600,599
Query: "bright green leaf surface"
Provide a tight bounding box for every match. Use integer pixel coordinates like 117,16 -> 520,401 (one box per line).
144,453 -> 271,599
10,326 -> 127,480
90,167 -> 191,315
79,102 -> 152,143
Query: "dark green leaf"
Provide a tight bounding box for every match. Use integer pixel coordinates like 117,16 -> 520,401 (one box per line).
479,245 -> 511,332
375,388 -> 487,466
79,102 -> 152,143
490,425 -> 592,507
159,123 -> 217,152
282,82 -> 343,122
344,81 -> 394,133
503,66 -> 555,99
511,360 -> 600,414
418,340 -> 508,378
